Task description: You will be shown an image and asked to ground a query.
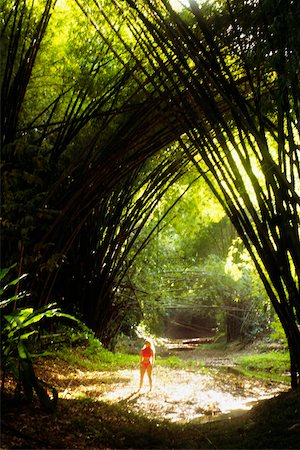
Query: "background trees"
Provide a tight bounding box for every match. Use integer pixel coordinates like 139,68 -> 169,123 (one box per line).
129,170 -> 272,342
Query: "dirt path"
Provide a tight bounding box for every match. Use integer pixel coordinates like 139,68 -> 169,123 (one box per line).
57,339 -> 288,424
100,366 -> 284,423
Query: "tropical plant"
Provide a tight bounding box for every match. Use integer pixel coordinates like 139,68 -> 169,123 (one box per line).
1,266 -> 77,411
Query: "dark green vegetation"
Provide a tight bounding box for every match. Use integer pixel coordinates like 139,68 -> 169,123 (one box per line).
1,4 -> 300,446
0,266 -> 78,411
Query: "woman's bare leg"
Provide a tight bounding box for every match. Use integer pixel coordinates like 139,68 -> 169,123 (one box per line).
139,364 -> 146,390
146,364 -> 153,391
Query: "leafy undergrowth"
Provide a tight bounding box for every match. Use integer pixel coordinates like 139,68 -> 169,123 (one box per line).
1,346 -> 299,449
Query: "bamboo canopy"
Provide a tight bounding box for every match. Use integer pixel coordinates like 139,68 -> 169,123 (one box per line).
1,0 -> 299,385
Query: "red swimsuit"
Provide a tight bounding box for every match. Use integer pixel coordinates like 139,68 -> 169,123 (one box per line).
141,346 -> 153,368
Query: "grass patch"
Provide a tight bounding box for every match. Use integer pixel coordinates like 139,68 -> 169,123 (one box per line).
59,348 -> 205,372
55,337 -> 204,372
56,338 -> 139,371
235,367 -> 290,383
234,351 -> 290,383
57,346 -> 139,371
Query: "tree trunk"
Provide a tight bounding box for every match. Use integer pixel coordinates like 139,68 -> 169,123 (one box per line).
282,312 -> 300,389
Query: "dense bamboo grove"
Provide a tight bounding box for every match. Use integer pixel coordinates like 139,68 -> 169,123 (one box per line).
1,0 -> 299,387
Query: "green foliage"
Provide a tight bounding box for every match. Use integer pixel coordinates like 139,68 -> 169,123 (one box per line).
128,170 -> 237,335
131,213 -> 273,342
0,266 -> 77,410
50,324 -> 138,370
0,264 -> 28,308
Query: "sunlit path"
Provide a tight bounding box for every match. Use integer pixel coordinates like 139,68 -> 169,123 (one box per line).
99,366 -> 286,423
48,339 -> 288,425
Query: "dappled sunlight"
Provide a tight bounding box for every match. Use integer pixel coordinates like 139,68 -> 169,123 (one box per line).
94,366 -> 285,423
34,354 -> 287,424
2,354 -> 297,450
170,0 -> 206,12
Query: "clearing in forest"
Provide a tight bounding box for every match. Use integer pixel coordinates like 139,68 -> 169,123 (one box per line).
2,340 -> 297,450
36,339 -> 288,423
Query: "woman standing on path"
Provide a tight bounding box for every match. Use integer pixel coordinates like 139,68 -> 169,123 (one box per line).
139,340 -> 155,391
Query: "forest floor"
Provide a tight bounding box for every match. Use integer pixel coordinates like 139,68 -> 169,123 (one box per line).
1,339 -> 300,449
